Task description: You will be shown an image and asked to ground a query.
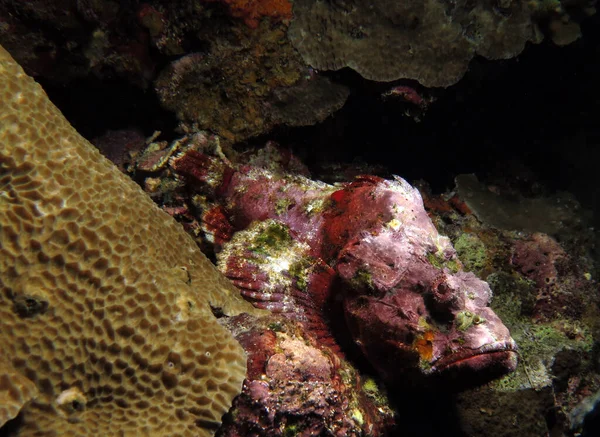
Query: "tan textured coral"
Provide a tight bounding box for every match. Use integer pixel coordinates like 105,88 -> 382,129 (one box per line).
0,44 -> 257,436
0,361 -> 38,426
288,0 -> 543,87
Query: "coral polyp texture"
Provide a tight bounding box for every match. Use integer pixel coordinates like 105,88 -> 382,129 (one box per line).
0,44 -> 258,435
287,0 -> 592,87
167,144 -> 518,386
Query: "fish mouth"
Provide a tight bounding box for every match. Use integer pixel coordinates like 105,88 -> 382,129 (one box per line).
431,340 -> 519,373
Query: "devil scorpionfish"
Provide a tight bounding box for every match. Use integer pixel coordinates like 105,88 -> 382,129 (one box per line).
170,144 -> 518,387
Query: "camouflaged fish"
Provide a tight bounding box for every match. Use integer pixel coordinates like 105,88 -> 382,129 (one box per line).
170,145 -> 518,385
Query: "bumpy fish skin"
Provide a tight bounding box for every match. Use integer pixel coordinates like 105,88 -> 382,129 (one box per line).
171,147 -> 518,384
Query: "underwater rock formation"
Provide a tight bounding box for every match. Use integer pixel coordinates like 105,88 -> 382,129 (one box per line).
0,1 -> 349,142
0,44 -> 259,435
288,0 -> 595,86
216,314 -> 396,436
155,45 -> 349,142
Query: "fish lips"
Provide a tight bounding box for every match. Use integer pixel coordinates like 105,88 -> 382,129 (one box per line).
430,307 -> 519,380
431,339 -> 519,374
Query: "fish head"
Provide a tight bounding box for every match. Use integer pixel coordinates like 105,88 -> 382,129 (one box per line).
335,180 -> 518,386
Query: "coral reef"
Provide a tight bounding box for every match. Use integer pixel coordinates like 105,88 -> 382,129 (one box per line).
532,0 -> 597,46
288,0 -> 596,87
0,44 -> 259,435
0,0 -> 156,86
2,3 -> 599,436
0,369 -> 38,427
0,1 -> 348,142
154,29 -> 348,142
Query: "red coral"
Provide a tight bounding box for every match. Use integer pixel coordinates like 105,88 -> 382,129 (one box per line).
511,232 -> 593,320
511,233 -> 565,288
205,0 -> 292,29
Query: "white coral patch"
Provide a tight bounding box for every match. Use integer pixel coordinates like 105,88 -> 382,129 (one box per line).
270,257 -> 291,273
386,218 -> 401,231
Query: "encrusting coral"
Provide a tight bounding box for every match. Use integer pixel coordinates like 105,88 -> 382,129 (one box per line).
288,0 -> 596,87
0,43 -> 259,435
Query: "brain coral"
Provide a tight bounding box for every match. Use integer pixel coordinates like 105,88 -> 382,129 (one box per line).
0,44 -> 258,435
288,0 -> 543,87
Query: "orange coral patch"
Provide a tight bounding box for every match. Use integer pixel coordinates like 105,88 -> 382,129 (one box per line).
216,0 -> 293,29
414,331 -> 435,362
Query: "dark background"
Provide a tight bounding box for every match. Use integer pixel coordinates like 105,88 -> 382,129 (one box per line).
42,13 -> 600,228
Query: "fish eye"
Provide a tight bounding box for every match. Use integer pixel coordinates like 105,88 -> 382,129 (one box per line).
436,283 -> 449,295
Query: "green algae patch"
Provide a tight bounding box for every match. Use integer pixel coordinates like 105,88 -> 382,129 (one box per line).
268,321 -> 285,332
361,376 -> 390,407
302,196 -> 334,217
455,310 -> 486,331
492,320 -> 594,392
275,197 -> 295,215
349,268 -> 374,290
427,250 -> 461,273
287,257 -> 313,291
283,423 -> 300,437
454,232 -> 488,273
486,272 -> 537,318
248,220 -> 293,255
483,270 -> 595,392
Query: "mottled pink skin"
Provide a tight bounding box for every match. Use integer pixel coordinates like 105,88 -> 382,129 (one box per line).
171,150 -> 518,384
219,165 -> 334,258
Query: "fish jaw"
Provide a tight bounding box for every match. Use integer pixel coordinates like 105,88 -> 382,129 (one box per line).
427,273 -> 519,376
428,306 -> 519,375
342,279 -> 519,384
